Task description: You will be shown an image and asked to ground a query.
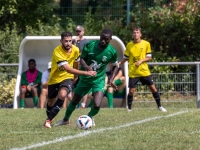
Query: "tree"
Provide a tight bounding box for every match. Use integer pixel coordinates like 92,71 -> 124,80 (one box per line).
0,0 -> 59,34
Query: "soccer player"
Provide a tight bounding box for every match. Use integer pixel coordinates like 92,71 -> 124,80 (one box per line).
118,27 -> 167,112
54,29 -> 119,127
43,31 -> 96,128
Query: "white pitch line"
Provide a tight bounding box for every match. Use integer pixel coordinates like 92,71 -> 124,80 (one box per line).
11,110 -> 188,150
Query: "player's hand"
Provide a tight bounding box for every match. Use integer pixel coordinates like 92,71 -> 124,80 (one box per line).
85,71 -> 96,76
27,85 -> 31,92
110,82 -> 118,91
135,60 -> 142,67
84,65 -> 93,71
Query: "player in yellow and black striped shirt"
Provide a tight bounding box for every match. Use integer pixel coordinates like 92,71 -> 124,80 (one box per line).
119,27 -> 167,112
43,32 -> 96,128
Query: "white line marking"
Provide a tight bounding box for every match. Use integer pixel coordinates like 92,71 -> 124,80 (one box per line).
11,110 -> 188,150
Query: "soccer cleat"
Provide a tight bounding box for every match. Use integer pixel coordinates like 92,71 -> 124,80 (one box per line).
91,117 -> 95,126
54,119 -> 70,126
43,120 -> 51,128
127,108 -> 132,112
158,106 -> 167,112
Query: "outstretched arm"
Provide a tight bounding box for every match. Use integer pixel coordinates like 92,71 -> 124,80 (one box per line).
80,57 -> 93,71
63,63 -> 96,76
118,58 -> 128,66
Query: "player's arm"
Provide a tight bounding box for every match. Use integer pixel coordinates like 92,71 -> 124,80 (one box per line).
80,57 -> 93,71
135,53 -> 152,67
108,62 -> 119,91
62,63 -> 96,76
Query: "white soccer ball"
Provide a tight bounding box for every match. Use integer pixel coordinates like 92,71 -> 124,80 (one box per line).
77,115 -> 92,130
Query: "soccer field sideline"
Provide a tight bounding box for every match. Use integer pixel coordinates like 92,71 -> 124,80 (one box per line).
10,110 -> 191,150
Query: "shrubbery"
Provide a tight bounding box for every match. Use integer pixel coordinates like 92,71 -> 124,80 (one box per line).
0,76 -> 16,105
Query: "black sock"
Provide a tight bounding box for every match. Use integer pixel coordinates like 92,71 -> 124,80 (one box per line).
46,103 -> 52,117
48,98 -> 64,120
127,95 -> 133,109
153,92 -> 161,107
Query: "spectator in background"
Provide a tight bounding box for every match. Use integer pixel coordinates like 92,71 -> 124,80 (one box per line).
20,59 -> 42,108
73,25 -> 90,108
105,64 -> 126,108
39,62 -> 51,109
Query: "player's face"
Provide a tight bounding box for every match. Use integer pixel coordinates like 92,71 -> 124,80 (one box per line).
60,36 -> 72,50
132,29 -> 142,40
28,61 -> 36,70
99,33 -> 112,48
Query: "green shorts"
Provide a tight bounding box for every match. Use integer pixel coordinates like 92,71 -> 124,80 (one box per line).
74,78 -> 105,97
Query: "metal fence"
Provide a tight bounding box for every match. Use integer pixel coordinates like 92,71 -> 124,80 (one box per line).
58,0 -> 171,25
0,62 -> 200,108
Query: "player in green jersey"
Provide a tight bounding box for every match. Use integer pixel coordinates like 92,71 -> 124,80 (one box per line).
55,29 -> 119,126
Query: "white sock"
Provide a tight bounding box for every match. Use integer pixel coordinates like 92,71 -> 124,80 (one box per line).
81,103 -> 85,108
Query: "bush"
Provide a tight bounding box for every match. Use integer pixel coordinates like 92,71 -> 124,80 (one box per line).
0,76 -> 16,105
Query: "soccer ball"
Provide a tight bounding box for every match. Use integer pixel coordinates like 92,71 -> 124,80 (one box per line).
77,115 -> 92,130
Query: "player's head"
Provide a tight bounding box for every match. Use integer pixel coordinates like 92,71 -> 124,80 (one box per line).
99,29 -> 112,48
75,25 -> 85,37
28,59 -> 36,71
132,27 -> 142,41
60,32 -> 73,50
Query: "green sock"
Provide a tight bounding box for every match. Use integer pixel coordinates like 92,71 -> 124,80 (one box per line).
88,105 -> 100,117
20,99 -> 24,108
33,97 -> 38,107
107,92 -> 113,108
87,99 -> 94,107
64,102 -> 76,120
114,79 -> 123,86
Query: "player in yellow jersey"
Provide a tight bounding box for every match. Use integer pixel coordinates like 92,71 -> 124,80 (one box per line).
43,32 -> 96,128
118,27 -> 167,112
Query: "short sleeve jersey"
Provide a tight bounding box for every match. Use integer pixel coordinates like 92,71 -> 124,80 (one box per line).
42,70 -> 50,83
79,40 -> 118,82
48,45 -> 80,85
124,40 -> 151,77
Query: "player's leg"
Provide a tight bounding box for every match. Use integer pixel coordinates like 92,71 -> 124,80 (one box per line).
127,77 -> 138,111
31,86 -> 39,108
106,86 -> 114,108
48,79 -> 72,121
39,87 -> 48,109
20,86 -> 27,108
87,79 -> 105,126
54,80 -> 91,126
143,76 -> 167,112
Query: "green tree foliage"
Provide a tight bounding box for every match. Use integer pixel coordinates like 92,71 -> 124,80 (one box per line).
0,0 -> 60,34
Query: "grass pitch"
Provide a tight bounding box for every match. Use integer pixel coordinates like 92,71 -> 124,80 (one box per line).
0,103 -> 200,150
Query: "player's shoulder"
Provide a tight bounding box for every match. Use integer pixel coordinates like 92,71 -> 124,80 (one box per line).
141,40 -> 150,45
107,44 -> 117,53
84,40 -> 97,49
72,45 -> 80,52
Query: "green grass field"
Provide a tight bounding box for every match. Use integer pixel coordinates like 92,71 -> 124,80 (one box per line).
0,102 -> 200,150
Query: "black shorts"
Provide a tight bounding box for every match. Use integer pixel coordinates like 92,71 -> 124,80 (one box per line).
48,79 -> 73,99
129,76 -> 154,88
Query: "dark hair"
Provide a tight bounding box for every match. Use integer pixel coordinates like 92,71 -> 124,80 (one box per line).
101,29 -> 113,37
28,59 -> 36,64
61,32 -> 73,39
132,26 -> 142,32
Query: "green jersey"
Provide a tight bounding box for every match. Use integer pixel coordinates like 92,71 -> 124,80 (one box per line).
79,40 -> 118,82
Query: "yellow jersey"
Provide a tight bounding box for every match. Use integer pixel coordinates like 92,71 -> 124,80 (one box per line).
48,45 -> 80,85
124,40 -> 151,78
